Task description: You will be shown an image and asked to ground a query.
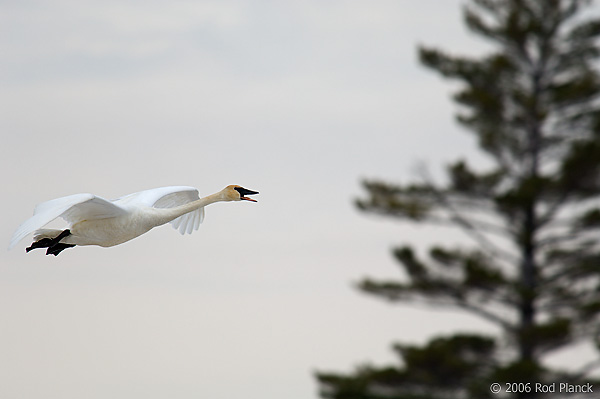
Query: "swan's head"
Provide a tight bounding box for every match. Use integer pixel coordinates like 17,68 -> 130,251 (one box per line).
223,185 -> 259,202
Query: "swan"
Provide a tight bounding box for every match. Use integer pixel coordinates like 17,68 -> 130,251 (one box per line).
8,185 -> 259,256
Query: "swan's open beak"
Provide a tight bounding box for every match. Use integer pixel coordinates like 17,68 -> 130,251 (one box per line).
238,187 -> 259,202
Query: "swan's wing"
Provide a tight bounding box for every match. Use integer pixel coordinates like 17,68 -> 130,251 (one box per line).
116,186 -> 204,235
9,193 -> 126,250
153,187 -> 204,235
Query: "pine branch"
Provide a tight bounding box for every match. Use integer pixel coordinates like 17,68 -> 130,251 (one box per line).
359,277 -> 515,331
452,299 -> 516,331
399,294 -> 516,332
406,210 -> 514,239
418,170 -> 521,265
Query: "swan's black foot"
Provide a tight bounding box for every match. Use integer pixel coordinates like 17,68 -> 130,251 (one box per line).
46,243 -> 76,256
26,229 -> 76,256
26,238 -> 54,252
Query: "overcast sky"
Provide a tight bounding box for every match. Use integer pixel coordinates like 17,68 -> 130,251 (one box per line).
2,1 -> 595,399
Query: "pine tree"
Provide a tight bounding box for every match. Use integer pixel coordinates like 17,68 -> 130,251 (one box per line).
317,1 -> 600,398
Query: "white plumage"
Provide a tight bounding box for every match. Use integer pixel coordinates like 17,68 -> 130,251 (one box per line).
9,185 -> 258,255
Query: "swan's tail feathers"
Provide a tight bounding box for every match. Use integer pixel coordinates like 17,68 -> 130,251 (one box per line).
26,229 -> 76,256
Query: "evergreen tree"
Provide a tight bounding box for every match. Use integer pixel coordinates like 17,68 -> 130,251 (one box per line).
317,1 -> 600,398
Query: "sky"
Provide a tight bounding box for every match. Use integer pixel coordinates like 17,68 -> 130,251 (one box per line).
1,1 -> 596,399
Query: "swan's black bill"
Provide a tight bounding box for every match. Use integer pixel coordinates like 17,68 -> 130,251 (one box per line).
235,187 -> 259,202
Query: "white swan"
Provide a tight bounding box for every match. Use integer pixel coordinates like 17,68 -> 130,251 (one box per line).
9,185 -> 259,256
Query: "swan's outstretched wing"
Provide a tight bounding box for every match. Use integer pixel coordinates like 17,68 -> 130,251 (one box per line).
9,194 -> 127,250
116,186 -> 204,235
153,188 -> 204,235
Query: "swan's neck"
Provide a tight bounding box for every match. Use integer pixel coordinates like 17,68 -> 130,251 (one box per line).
149,192 -> 226,227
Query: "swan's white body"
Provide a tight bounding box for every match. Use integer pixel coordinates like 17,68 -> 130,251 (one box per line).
9,185 -> 258,253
